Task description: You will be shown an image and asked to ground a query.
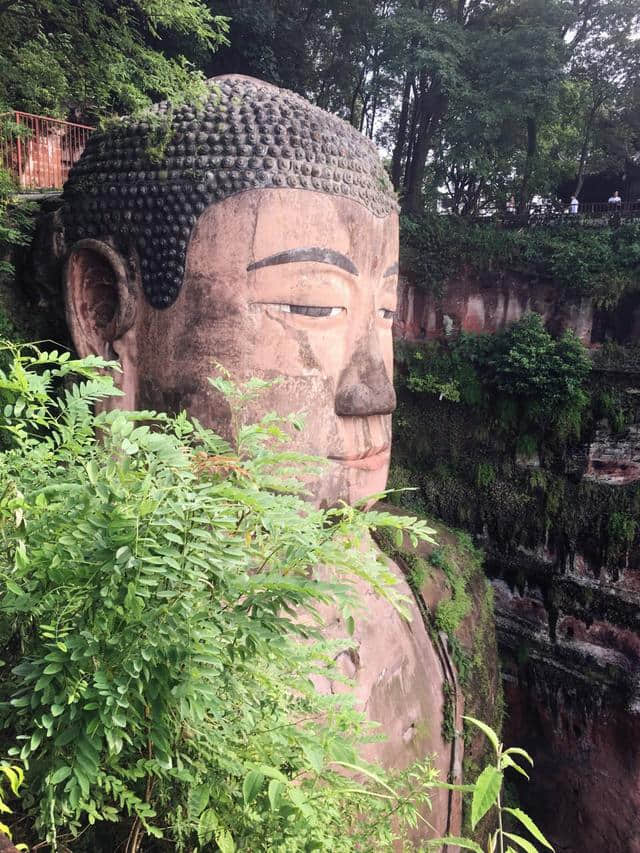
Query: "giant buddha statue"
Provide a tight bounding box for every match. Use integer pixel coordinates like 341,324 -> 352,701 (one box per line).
62,75 -> 463,840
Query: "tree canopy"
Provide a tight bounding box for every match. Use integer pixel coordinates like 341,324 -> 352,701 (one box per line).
207,0 -> 640,214
1,0 -> 638,211
0,0 -> 229,120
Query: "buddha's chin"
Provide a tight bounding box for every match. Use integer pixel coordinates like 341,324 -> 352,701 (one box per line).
346,461 -> 390,508
307,456 -> 390,509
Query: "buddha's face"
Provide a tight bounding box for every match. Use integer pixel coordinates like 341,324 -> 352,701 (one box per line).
66,188 -> 399,506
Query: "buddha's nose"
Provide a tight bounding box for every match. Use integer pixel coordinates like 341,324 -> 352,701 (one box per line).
334,333 -> 396,417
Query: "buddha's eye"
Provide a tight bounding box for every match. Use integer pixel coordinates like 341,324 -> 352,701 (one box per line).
268,303 -> 343,318
378,308 -> 395,320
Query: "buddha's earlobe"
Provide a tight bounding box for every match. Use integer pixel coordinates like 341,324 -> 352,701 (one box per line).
64,239 -> 137,361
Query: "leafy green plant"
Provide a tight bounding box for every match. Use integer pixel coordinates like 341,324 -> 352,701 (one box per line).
0,343 -> 443,852
0,2 -> 229,120
476,463 -> 496,489
401,315 -> 591,447
595,390 -> 628,434
0,763 -> 27,850
0,166 -> 36,281
430,716 -> 555,853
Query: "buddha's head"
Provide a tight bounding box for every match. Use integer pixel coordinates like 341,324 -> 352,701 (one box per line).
63,75 -> 399,506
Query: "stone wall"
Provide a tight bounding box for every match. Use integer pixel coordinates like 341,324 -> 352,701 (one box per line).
394,269 -> 640,347
394,271 -> 595,344
392,270 -> 640,852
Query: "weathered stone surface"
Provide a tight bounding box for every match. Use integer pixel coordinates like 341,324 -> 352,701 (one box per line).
392,267 -> 640,851
585,423 -> 640,484
64,75 -> 397,309
492,552 -> 640,853
503,667 -> 640,853
313,549 -> 462,841
394,272 -> 594,344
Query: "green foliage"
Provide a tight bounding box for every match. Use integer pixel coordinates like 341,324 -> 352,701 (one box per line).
608,511 -> 637,546
403,315 -> 591,447
432,547 -> 472,636
441,681 -> 456,743
207,0 -> 640,213
429,717 -> 555,853
595,390 -> 628,434
0,344 -> 444,852
0,167 -> 35,281
372,525 -> 431,596
0,763 -> 27,849
0,1 -> 229,120
476,463 -> 496,489
401,215 -> 640,308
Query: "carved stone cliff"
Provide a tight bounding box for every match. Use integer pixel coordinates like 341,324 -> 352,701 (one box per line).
393,270 -> 640,853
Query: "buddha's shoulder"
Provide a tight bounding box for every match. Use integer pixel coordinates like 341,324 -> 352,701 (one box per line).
371,502 -> 502,738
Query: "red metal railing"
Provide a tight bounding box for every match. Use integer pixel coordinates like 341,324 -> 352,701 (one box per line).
0,111 -> 94,190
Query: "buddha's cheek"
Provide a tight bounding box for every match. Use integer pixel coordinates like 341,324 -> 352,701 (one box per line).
237,316 -> 345,445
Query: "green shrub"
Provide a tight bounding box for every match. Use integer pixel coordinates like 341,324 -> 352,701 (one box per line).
476,462 -> 496,489
435,577 -> 472,635
403,314 -> 591,446
608,511 -> 637,557
0,344 -> 441,852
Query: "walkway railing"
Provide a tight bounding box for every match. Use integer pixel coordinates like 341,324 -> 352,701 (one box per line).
0,111 -> 94,190
457,201 -> 640,227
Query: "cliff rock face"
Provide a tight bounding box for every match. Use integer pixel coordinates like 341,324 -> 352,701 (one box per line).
394,272 -> 595,344
393,271 -> 640,852
586,423 -> 640,485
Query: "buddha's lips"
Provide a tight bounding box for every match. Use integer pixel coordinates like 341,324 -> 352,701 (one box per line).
328,446 -> 390,470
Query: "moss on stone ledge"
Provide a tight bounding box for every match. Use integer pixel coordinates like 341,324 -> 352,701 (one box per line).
374,506 -> 503,808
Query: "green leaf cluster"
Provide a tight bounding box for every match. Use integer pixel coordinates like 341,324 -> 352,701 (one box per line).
402,314 -> 591,446
0,344 -> 441,851
429,717 -> 555,853
0,0 -> 229,120
0,763 -> 27,849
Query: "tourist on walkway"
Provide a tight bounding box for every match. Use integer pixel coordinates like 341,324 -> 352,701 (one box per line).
570,195 -> 579,213
608,190 -> 622,205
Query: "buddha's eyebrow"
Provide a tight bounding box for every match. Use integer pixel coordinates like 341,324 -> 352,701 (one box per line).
383,262 -> 399,277
247,247 -> 359,276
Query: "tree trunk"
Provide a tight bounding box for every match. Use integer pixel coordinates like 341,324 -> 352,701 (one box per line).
518,116 -> 537,214
349,65 -> 367,128
391,72 -> 413,190
403,81 -> 447,215
574,105 -> 598,196
367,70 -> 381,139
403,89 -> 419,191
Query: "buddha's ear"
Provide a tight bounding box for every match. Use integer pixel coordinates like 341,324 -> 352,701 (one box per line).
64,239 -> 137,361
